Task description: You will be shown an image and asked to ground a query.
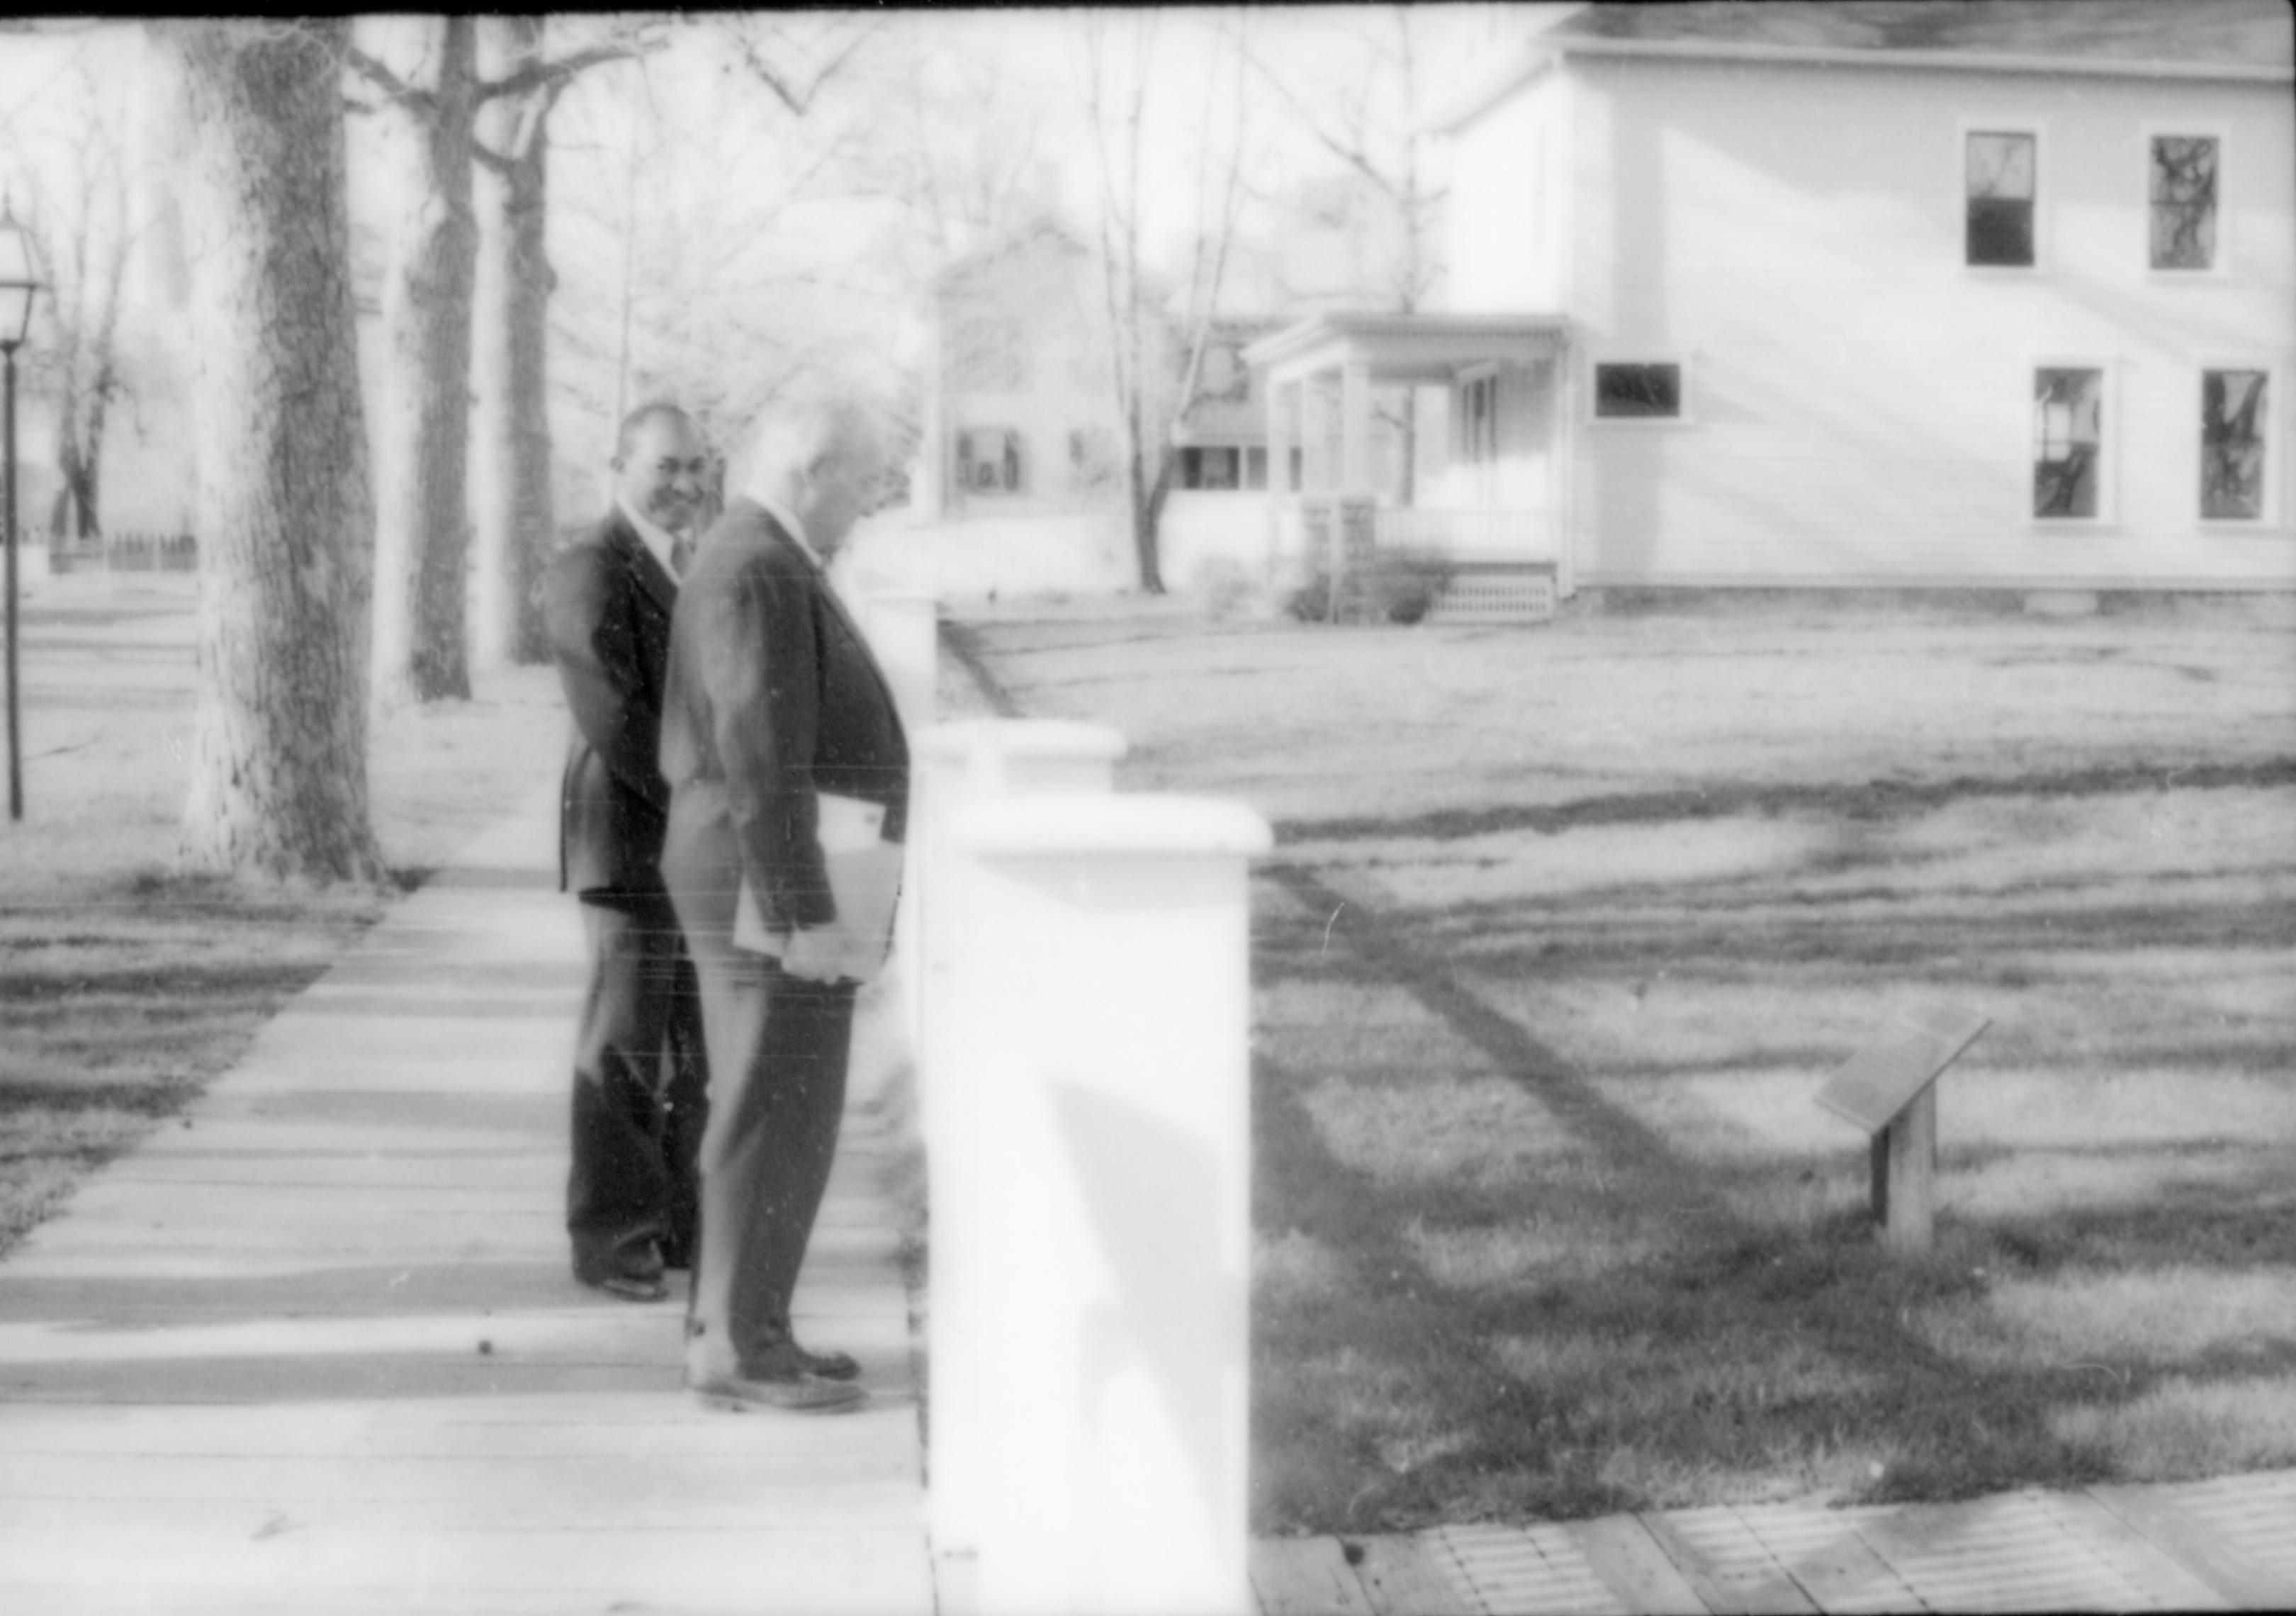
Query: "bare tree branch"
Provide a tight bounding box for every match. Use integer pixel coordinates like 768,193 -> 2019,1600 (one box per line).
344,44 -> 432,114
728,15 -> 878,115
480,38 -> 655,106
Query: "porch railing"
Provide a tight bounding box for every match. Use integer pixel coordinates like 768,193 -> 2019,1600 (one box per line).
1371,505 -> 1549,560
1284,498 -> 1556,624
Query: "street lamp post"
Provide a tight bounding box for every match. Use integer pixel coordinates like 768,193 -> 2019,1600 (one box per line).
0,200 -> 43,822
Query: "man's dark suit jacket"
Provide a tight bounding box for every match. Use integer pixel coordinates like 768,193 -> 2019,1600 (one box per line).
543,508 -> 682,904
658,499 -> 909,941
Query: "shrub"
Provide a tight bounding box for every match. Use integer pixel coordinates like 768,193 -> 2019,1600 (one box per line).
1282,546 -> 1457,625
1364,546 -> 1457,625
1283,571 -> 1334,623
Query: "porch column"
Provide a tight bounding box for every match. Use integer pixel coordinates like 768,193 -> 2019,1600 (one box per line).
1299,371 -> 1332,493
1266,378 -> 1293,497
1339,357 -> 1373,497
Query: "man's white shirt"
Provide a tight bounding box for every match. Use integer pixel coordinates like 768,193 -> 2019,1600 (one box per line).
616,490 -> 685,582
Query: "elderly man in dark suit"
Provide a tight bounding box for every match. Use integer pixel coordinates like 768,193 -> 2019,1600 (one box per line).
658,390 -> 906,1414
541,403 -> 713,1303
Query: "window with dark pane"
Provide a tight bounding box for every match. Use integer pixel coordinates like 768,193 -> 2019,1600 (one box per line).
2202,370 -> 2267,520
957,427 -> 1025,494
1464,374 -> 1502,452
2151,135 -> 2219,271
2032,369 -> 2102,518
1180,447 -> 1240,490
1593,362 -> 1682,420
1967,131 -> 2036,266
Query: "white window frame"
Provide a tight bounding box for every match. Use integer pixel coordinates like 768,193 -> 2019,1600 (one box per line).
2026,358 -> 2117,527
2195,359 -> 2282,529
1959,118 -> 2048,276
1585,351 -> 1694,427
2142,121 -> 2231,280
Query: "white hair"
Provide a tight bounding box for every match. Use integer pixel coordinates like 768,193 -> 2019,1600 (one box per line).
736,388 -> 886,506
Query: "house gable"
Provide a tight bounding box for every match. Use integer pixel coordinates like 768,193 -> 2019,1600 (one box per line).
1439,1 -> 2296,593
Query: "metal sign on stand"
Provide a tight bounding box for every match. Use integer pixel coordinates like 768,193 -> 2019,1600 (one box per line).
1814,1000 -> 1991,1252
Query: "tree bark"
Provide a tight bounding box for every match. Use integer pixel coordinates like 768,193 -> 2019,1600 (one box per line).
371,16 -> 479,705
159,18 -> 384,884
471,16 -> 558,670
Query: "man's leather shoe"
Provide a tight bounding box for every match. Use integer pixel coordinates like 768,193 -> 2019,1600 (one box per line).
575,1238 -> 670,1302
688,1369 -> 866,1415
736,1337 -> 860,1383
585,1271 -> 669,1303
795,1345 -> 860,1381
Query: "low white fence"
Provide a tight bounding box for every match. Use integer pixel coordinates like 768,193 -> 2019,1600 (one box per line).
47,530 -> 198,574
862,593 -> 1267,1616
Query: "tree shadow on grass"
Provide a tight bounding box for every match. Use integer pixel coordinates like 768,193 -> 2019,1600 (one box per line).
1276,756 -> 2296,846
1248,865 -> 2296,1533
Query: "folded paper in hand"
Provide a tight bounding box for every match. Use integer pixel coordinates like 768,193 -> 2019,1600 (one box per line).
733,793 -> 902,983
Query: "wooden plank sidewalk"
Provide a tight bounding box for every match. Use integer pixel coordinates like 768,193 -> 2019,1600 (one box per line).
1251,1471 -> 2296,1614
0,787 -> 933,1615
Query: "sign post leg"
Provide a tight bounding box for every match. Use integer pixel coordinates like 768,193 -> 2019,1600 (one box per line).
1876,1085 -> 1938,1252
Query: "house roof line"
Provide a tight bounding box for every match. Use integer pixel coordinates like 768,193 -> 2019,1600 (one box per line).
1429,33 -> 2294,135
1551,33 -> 2296,83
1243,312 -> 1570,370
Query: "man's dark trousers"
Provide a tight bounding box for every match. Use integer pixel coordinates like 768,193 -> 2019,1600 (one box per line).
657,498 -> 910,1367
675,916 -> 856,1352
568,893 -> 707,1280
543,509 -> 708,1286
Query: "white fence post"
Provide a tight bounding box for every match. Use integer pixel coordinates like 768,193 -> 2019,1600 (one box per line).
949,794 -> 1270,1616
915,721 -> 1128,1578
859,590 -> 941,1069
913,719 -> 1130,1099
862,590 -> 940,739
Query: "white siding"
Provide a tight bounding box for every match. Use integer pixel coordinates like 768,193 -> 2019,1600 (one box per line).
1160,490 -> 1275,583
1556,55 -> 2296,590
1449,72 -> 1571,314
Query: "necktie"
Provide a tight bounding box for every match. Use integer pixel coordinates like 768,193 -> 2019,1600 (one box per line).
670,533 -> 696,578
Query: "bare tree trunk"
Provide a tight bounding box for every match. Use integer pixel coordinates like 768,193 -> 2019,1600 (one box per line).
371,16 -> 479,706
51,440 -> 88,541
159,18 -> 383,884
1083,17 -> 1167,597
77,192 -> 128,538
30,82 -> 135,545
471,16 -> 558,670
47,313 -> 87,539
1126,386 -> 1166,595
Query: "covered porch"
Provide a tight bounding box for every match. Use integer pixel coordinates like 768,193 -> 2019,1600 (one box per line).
1244,311 -> 1572,615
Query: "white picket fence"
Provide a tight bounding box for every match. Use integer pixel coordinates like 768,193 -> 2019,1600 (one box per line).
857,590 -> 1266,1616
46,530 -> 198,574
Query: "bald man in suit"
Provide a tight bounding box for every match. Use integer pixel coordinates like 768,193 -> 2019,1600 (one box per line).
542,403 -> 712,1303
658,391 -> 906,1413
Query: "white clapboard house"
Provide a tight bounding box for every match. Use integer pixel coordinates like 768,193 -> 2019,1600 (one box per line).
1247,0 -> 2295,611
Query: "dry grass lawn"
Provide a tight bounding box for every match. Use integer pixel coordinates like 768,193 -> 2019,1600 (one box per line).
953,587 -> 2296,1532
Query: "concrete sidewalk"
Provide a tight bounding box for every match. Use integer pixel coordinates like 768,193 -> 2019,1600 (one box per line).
0,786 -> 932,1615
